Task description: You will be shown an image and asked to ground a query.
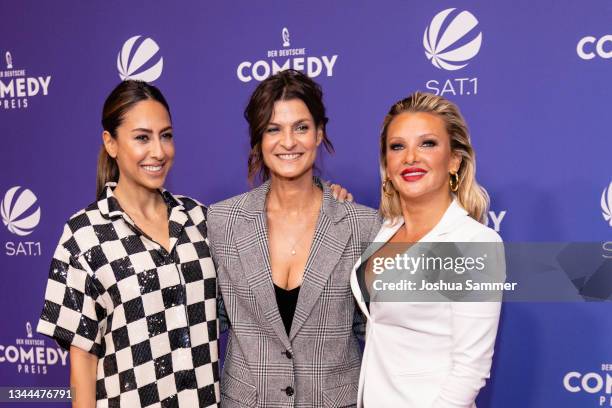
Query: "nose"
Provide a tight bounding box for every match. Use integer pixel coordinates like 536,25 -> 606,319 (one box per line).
150,135 -> 166,160
402,144 -> 419,165
280,128 -> 297,150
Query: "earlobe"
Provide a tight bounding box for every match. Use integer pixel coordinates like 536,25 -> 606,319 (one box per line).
450,153 -> 462,173
102,131 -> 117,159
316,127 -> 323,146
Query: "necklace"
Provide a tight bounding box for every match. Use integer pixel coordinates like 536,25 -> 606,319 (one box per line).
288,230 -> 306,256
267,205 -> 321,256
286,207 -> 320,256
265,184 -> 323,256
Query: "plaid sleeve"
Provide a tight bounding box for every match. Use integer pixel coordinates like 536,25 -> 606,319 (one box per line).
37,229 -> 107,358
206,220 -> 229,334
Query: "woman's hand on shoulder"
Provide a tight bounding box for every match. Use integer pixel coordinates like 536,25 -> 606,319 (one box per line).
328,182 -> 353,203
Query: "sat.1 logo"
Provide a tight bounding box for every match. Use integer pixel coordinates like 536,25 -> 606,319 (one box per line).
423,8 -> 481,97
117,35 -> 163,82
1,186 -> 42,256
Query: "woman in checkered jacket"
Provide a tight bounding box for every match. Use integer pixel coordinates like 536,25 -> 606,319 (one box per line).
37,81 -> 220,407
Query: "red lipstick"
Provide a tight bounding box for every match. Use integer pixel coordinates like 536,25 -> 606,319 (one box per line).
400,167 -> 427,182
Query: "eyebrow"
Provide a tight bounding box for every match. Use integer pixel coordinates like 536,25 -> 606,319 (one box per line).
130,126 -> 173,133
388,132 -> 439,140
267,118 -> 311,127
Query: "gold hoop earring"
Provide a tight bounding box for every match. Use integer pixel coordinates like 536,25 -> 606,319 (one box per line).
382,177 -> 394,197
449,172 -> 460,192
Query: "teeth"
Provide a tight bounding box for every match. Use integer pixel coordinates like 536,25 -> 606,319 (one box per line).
277,153 -> 301,160
143,165 -> 162,171
405,172 -> 426,176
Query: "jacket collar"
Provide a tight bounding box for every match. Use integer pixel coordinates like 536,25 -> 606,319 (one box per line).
96,182 -> 188,253
373,198 -> 468,243
353,198 -> 470,318
240,177 -> 347,223
97,182 -> 184,220
232,176 -> 350,346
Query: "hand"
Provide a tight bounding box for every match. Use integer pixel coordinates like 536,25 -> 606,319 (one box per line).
329,183 -> 354,203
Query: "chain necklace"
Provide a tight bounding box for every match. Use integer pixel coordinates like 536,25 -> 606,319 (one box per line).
265,182 -> 323,256
287,206 -> 320,256
267,204 -> 321,256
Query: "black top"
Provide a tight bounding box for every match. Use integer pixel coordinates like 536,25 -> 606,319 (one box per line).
356,260 -> 370,311
274,284 -> 301,335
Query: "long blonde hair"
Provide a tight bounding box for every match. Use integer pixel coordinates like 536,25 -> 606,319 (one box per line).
379,92 -> 489,223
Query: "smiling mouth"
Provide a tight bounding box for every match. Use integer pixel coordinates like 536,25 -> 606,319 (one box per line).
141,164 -> 164,173
276,153 -> 303,161
401,168 -> 427,181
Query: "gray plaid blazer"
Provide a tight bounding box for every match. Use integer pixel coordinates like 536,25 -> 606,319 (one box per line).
208,179 -> 381,408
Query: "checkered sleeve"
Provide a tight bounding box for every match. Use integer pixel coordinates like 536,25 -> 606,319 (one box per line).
37,226 -> 107,358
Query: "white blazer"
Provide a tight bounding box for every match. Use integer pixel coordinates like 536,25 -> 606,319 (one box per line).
351,199 -> 504,408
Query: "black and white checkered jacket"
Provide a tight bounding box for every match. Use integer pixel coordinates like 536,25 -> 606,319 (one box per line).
208,179 -> 381,407
37,183 -> 220,407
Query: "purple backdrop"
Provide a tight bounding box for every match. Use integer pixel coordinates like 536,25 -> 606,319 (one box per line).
1,1 -> 611,407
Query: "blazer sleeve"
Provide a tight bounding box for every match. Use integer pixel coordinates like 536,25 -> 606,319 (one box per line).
206,214 -> 230,334
432,229 -> 505,408
352,210 -> 381,341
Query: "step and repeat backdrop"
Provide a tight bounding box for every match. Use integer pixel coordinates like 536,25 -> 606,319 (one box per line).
1,1 -> 611,407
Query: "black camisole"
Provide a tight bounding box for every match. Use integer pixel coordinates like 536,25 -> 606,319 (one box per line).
274,284 -> 301,335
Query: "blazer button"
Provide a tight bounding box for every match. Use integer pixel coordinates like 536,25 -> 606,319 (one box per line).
284,386 -> 294,396
285,350 -> 293,359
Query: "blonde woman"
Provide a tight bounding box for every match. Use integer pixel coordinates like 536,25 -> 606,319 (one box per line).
351,92 -> 504,407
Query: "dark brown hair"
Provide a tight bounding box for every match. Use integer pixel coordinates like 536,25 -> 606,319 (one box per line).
97,80 -> 171,198
244,69 -> 334,184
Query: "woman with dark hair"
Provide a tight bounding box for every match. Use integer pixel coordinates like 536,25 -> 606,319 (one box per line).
208,69 -> 380,407
37,80 -> 220,407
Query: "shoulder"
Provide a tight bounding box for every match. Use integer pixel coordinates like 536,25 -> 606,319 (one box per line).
208,191 -> 250,221
341,201 -> 380,227
337,201 -> 382,243
209,191 -> 250,212
58,201 -> 107,258
65,200 -> 104,230
173,194 -> 206,211
172,194 -> 208,225
207,191 -> 252,241
457,215 -> 503,243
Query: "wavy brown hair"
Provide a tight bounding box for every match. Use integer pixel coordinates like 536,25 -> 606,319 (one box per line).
379,92 -> 489,223
244,69 -> 334,184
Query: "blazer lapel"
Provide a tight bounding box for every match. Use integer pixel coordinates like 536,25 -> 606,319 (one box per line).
350,199 -> 467,313
233,181 -> 292,348
350,219 -> 403,318
419,198 -> 467,242
289,183 -> 351,341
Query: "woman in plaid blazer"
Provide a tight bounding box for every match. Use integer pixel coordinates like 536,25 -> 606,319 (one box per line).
208,70 -> 381,407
